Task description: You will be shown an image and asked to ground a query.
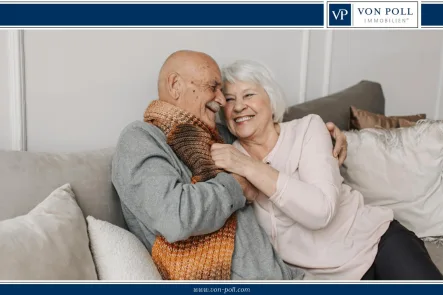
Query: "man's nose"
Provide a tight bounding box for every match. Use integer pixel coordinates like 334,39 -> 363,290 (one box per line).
215,89 -> 226,107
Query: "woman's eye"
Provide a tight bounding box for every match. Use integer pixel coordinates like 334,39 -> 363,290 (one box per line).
245,93 -> 254,98
225,97 -> 234,102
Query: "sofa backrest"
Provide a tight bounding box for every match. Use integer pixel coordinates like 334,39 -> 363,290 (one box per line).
0,148 -> 127,229
283,80 -> 385,130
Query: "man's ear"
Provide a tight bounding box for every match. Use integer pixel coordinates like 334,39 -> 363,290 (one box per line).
167,72 -> 183,100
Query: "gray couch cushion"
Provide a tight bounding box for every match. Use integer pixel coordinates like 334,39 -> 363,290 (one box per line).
283,80 -> 385,131
0,148 -> 126,229
0,184 -> 98,280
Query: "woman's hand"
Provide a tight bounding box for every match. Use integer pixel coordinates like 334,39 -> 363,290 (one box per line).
211,143 -> 253,177
211,143 -> 279,198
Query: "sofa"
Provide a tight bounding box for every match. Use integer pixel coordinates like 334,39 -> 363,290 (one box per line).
1,80 -> 442,279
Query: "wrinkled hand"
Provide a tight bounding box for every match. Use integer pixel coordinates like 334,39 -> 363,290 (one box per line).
211,143 -> 252,176
326,122 -> 347,166
231,174 -> 259,203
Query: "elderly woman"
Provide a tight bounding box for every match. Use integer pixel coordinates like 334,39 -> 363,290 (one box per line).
210,60 -> 443,280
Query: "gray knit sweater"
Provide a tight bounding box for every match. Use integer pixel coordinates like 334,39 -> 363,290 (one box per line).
111,120 -> 305,280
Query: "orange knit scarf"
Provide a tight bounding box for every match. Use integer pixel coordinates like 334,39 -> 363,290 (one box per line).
144,100 -> 236,280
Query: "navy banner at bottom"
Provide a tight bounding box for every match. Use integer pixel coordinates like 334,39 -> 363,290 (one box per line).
1,283 -> 443,295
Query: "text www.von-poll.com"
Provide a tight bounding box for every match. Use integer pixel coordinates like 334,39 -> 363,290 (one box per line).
193,287 -> 251,293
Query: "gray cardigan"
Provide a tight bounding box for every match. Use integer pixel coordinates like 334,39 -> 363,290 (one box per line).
111,120 -> 305,280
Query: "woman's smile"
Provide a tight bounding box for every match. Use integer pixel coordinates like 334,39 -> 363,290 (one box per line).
234,115 -> 255,124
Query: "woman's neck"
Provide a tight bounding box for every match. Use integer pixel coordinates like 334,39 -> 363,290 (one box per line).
240,123 -> 281,161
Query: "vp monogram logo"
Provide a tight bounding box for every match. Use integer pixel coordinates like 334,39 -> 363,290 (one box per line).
329,3 -> 351,26
332,8 -> 349,20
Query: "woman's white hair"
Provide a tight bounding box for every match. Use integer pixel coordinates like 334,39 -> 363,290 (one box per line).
221,60 -> 287,123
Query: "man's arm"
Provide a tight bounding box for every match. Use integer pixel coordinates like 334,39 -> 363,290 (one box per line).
325,122 -> 347,165
112,123 -> 246,243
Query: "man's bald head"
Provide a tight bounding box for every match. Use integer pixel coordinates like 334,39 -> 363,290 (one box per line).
155,50 -> 226,129
158,50 -> 219,100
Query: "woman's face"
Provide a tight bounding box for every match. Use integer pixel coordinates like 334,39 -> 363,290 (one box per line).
223,80 -> 274,140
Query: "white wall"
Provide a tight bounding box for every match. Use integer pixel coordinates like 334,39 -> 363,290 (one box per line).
24,30 -> 303,152
305,30 -> 334,101
329,31 -> 443,118
0,31 -> 10,150
2,29 -> 443,152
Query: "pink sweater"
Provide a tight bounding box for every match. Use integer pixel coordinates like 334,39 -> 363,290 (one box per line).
232,114 -> 394,280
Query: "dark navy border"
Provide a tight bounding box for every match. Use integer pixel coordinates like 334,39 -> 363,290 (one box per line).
1,283 -> 443,295
421,3 -> 443,27
0,2 -> 324,27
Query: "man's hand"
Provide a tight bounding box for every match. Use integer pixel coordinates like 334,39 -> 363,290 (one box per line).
326,122 -> 347,166
231,173 -> 259,203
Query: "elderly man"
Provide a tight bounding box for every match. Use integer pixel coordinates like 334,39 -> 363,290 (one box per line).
111,50 -> 347,280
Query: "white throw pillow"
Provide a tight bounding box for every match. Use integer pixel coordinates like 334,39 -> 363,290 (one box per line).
87,216 -> 162,280
341,120 -> 443,238
0,184 -> 97,280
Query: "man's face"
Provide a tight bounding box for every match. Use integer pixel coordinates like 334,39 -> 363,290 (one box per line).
179,61 -> 226,129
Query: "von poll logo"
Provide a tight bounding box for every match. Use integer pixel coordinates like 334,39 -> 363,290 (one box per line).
357,7 -> 414,16
328,1 -> 418,28
329,4 -> 352,26
332,9 -> 349,21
